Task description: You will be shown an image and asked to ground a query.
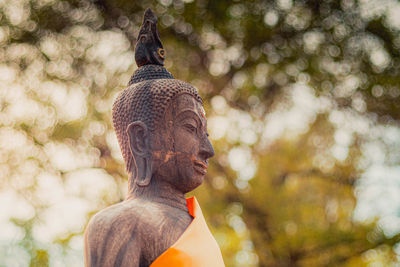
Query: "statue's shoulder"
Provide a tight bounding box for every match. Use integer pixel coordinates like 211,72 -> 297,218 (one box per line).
85,199 -> 168,245
84,199 -> 154,266
84,199 -> 192,266
86,199 -> 151,236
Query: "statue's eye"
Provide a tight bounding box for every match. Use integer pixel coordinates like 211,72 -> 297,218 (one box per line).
184,124 -> 196,133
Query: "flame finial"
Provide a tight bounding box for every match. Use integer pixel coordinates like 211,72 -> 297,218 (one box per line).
134,8 -> 165,67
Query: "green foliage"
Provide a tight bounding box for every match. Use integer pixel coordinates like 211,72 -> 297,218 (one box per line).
29,250 -> 49,267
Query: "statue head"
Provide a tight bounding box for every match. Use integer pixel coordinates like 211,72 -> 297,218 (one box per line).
112,9 -> 214,194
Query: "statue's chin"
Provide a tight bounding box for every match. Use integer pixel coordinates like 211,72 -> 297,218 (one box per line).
179,173 -> 204,194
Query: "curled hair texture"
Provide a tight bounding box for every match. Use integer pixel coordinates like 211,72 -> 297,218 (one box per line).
112,65 -> 202,172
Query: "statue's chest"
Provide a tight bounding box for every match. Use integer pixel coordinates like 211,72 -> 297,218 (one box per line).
142,208 -> 192,264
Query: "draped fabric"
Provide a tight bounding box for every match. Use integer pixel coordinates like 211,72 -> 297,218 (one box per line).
150,197 -> 225,267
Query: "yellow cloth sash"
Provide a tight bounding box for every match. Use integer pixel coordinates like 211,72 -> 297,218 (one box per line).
150,197 -> 225,267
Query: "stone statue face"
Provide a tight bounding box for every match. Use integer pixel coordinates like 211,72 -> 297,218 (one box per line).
152,93 -> 214,193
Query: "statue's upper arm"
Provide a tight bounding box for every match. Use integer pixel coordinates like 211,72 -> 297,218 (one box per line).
84,211 -> 142,267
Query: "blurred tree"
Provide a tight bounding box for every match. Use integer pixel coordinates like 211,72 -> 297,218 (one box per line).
1,0 -> 400,266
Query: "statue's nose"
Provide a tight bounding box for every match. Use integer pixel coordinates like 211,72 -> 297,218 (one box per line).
199,135 -> 215,161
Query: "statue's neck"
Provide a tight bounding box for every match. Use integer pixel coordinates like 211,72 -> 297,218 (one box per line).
127,173 -> 189,213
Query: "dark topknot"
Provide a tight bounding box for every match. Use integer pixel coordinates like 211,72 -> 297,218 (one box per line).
112,9 -> 202,172
128,64 -> 173,85
134,8 -> 165,67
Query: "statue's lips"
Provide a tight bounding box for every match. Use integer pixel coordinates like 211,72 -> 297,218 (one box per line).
193,160 -> 208,175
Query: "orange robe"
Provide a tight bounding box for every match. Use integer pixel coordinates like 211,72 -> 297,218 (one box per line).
150,197 -> 225,267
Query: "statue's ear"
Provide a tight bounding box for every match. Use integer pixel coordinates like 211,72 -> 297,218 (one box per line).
127,121 -> 149,157
126,121 -> 152,187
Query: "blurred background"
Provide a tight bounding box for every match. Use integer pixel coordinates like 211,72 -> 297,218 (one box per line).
1,0 -> 400,266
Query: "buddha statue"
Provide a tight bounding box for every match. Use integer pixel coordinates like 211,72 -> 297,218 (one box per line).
84,8 -> 225,267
